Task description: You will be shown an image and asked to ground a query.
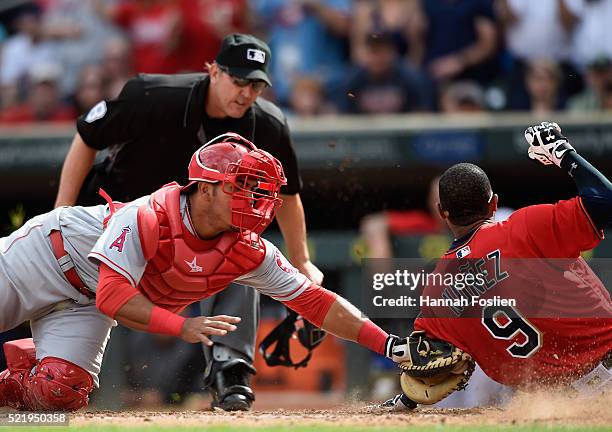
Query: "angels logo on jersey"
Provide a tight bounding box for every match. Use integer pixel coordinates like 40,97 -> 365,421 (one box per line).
275,250 -> 298,274
109,227 -> 131,252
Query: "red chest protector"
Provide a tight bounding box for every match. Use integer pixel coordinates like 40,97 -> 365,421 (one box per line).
135,184 -> 266,312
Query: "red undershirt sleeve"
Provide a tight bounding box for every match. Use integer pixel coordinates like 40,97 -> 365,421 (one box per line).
283,284 -> 389,356
283,283 -> 337,327
96,263 -> 141,318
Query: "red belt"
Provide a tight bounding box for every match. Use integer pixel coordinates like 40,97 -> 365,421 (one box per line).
49,230 -> 94,299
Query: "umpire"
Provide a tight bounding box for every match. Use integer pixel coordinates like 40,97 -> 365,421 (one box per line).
54,33 -> 323,411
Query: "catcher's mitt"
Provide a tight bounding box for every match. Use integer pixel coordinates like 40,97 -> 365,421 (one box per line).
398,331 -> 475,405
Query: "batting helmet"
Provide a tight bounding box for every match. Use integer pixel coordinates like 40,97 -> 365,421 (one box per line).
187,132 -> 286,235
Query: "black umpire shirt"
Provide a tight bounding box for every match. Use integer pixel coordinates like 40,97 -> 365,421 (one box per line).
76,73 -> 302,204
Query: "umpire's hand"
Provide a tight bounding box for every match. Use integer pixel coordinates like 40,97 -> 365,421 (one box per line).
181,315 -> 241,345
298,260 -> 324,285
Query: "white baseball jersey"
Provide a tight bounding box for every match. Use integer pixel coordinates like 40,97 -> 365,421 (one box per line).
0,192 -> 308,384
0,204 -> 112,385
88,193 -> 310,302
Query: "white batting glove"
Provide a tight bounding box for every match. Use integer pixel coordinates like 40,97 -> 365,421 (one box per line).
385,334 -> 410,363
524,121 -> 574,167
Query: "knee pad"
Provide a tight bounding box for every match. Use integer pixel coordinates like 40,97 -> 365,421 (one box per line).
25,357 -> 94,411
4,338 -> 37,370
0,338 -> 37,409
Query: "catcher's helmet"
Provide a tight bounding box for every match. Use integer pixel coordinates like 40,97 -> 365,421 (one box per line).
186,132 -> 286,235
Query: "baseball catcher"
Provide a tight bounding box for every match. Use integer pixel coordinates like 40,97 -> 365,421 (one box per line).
0,132 -> 412,411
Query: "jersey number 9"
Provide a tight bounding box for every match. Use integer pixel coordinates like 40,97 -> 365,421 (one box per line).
481,305 -> 542,358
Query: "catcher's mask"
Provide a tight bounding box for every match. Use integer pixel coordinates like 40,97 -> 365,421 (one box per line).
186,132 -> 286,237
259,310 -> 326,369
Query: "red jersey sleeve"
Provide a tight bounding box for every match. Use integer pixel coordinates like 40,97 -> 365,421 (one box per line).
510,197 -> 602,258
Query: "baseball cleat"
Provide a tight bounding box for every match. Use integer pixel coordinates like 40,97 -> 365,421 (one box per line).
209,359 -> 255,411
211,393 -> 252,412
380,393 -> 418,411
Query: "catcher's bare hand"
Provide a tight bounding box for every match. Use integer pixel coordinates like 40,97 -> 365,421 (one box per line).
180,315 -> 241,345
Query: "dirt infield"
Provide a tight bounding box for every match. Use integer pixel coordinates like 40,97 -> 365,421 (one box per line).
70,391 -> 612,428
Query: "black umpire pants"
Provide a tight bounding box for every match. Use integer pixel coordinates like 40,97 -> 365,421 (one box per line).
199,283 -> 259,369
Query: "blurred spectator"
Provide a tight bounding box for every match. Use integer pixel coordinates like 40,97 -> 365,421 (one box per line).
0,5 -> 54,109
250,0 -> 352,106
288,76 -> 335,116
438,80 -> 486,113
496,0 -> 583,103
361,177 -> 446,259
95,0 -> 183,74
176,0 -> 251,72
568,56 -> 612,111
42,0 -> 118,96
0,62 -> 76,123
496,0 -> 574,63
411,0 -> 499,84
102,37 -> 134,99
39,0 -> 121,98
73,64 -> 106,116
564,0 -> 612,69
506,59 -> 566,113
351,0 -> 422,66
339,32 -> 429,114
0,1 -> 116,103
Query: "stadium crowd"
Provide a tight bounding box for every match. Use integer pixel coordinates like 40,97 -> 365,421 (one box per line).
0,0 -> 612,124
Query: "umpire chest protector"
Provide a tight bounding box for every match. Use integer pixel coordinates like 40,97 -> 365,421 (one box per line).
136,184 -> 266,310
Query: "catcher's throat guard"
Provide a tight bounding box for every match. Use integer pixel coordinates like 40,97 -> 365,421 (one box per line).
259,310 -> 326,369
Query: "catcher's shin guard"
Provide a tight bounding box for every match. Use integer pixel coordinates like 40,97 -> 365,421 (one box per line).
209,359 -> 256,411
0,339 -> 93,411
